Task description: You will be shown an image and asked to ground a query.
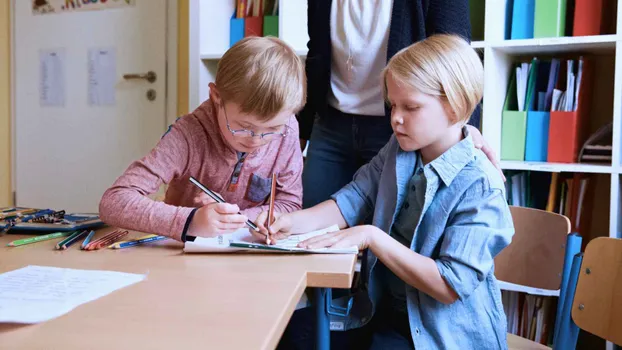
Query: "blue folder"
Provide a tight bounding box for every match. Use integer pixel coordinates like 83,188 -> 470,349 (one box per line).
511,0 -> 535,39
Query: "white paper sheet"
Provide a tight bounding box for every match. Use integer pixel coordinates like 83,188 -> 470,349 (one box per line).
39,48 -> 66,107
0,265 -> 145,324
88,47 -> 117,106
184,225 -> 358,254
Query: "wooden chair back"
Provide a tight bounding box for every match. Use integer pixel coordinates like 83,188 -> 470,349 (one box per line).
572,237 -> 622,346
495,206 -> 571,290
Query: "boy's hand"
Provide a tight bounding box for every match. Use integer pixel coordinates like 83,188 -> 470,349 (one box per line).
467,125 -> 506,182
187,202 -> 248,238
192,191 -> 224,207
297,225 -> 379,251
252,211 -> 294,243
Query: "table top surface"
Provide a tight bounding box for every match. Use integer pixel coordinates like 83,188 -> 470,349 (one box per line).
0,229 -> 356,350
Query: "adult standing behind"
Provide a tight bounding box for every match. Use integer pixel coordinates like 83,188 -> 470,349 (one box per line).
298,0 -> 499,209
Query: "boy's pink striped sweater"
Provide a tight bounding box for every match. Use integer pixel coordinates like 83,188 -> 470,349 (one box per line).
99,99 -> 304,241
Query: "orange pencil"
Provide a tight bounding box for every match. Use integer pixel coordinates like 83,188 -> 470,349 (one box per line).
266,173 -> 277,244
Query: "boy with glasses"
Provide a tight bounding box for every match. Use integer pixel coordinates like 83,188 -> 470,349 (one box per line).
99,36 -> 306,241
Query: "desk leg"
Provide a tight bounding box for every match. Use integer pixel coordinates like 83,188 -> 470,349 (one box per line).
315,288 -> 330,350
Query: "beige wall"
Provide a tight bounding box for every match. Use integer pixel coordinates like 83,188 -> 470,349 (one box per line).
0,0 -> 10,207
0,1 -> 189,208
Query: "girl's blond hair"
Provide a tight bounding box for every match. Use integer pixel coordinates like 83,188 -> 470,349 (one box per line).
215,36 -> 306,120
383,34 -> 484,124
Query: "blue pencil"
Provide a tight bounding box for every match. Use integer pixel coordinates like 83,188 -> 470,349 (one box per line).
81,230 -> 96,250
110,235 -> 167,249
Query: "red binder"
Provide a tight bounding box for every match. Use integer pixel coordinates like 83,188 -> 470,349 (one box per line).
244,16 -> 263,37
573,0 -> 616,36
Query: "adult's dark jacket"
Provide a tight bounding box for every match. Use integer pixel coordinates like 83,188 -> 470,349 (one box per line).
297,0 -> 480,141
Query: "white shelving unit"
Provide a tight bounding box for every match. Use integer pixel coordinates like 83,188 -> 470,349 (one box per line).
481,2 -> 621,349
187,0 -> 309,111
187,2 -> 620,348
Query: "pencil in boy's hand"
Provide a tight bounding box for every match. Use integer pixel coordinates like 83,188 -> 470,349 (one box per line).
189,176 -> 259,231
265,173 -> 277,245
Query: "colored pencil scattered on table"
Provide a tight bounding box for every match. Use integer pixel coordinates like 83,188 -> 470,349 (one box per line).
56,230 -> 79,249
56,230 -> 89,250
7,231 -> 73,247
84,229 -> 128,251
108,234 -> 167,249
81,230 -> 96,250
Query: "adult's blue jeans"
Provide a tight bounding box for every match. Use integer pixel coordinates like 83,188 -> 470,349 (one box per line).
302,106 -> 394,209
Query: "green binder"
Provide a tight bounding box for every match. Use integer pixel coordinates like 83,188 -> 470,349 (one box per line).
263,15 -> 278,37
534,0 -> 567,38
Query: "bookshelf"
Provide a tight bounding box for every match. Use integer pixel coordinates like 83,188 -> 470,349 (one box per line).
187,1 -> 620,348
187,0 -> 309,110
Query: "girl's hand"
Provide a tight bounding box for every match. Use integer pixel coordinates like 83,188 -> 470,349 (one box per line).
466,125 -> 506,182
252,211 -> 294,243
187,202 -> 248,238
297,225 -> 380,251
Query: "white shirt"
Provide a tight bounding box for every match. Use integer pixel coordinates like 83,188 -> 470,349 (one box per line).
328,0 -> 393,116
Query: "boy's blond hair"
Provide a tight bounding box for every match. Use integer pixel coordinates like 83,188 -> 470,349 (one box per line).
215,36 -> 306,121
382,34 -> 483,124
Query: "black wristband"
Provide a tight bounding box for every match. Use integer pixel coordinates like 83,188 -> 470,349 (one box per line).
181,208 -> 199,242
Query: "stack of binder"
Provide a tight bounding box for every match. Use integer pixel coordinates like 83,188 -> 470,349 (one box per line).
230,0 -> 279,48
501,56 -> 593,163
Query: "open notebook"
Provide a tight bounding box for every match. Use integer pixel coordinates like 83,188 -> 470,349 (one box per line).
183,225 -> 358,254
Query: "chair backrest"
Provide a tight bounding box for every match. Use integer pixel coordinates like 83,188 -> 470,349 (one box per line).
572,237 -> 622,346
494,206 -> 571,290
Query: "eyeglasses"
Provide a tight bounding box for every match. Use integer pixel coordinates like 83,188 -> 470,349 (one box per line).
220,100 -> 291,141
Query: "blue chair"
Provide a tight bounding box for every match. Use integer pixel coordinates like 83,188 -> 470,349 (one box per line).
511,236 -> 622,349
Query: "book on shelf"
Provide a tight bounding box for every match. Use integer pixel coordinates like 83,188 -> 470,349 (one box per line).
502,290 -> 556,346
504,170 -> 592,235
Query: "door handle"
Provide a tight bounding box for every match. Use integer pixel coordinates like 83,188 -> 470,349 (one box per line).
123,71 -> 157,83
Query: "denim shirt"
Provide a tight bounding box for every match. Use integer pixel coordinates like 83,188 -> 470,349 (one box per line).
329,128 -> 514,349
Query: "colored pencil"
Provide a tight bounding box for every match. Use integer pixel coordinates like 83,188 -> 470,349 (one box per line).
55,230 -> 80,249
189,176 -> 258,231
108,234 -> 157,247
7,231 -> 72,247
86,230 -> 128,250
58,230 -> 89,250
109,235 -> 167,249
81,230 -> 96,249
266,173 -> 277,245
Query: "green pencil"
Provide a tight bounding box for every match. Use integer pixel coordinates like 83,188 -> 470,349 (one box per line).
7,231 -> 72,247
55,230 -> 80,250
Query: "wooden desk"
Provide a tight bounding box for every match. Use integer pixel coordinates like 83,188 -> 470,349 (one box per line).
0,231 -> 356,350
